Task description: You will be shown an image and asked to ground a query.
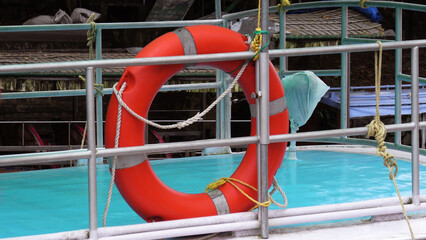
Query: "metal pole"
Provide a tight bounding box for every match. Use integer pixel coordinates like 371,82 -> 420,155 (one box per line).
395,8 -> 403,145
279,9 -> 287,78
216,70 -> 224,139
86,67 -> 98,239
340,6 -> 349,130
214,18 -> 230,139
287,127 -> 297,160
215,0 -> 222,19
258,0 -> 270,238
95,29 -> 104,155
255,59 -> 263,235
411,46 -> 420,206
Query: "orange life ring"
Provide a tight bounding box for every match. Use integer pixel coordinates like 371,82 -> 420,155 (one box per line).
105,25 -> 289,222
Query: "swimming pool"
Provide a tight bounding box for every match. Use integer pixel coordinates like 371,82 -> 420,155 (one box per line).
0,150 -> 425,238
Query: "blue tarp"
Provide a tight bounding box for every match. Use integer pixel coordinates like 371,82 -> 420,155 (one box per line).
321,87 -> 426,118
328,0 -> 383,22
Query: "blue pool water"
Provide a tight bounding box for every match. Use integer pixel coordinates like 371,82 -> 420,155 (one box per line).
0,150 -> 425,238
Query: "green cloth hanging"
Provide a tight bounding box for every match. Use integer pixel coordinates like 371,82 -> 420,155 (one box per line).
282,71 -> 330,130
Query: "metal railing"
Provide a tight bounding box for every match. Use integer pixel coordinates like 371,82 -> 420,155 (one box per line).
0,1 -> 426,239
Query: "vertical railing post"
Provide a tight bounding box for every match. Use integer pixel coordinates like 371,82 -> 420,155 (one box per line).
95,28 -> 104,160
394,8 -> 403,146
215,0 -> 222,19
340,6 -> 350,130
21,122 -> 25,147
258,0 -> 270,238
411,47 -> 420,206
86,67 -> 98,239
279,8 -> 287,78
216,20 -> 231,139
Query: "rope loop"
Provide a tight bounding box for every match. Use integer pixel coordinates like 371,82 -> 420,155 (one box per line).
205,177 -> 271,208
268,177 -> 288,209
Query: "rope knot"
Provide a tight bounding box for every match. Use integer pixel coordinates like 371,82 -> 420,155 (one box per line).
360,0 -> 368,9
205,177 -> 227,192
250,28 -> 269,61
205,177 -> 271,209
366,119 -> 398,178
277,0 -> 291,12
79,75 -> 104,96
176,112 -> 202,129
250,28 -> 263,61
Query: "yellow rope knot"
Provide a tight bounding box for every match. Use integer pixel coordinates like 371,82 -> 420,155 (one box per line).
277,0 -> 291,13
205,177 -> 271,208
249,0 -> 270,61
360,0 -> 368,9
250,28 -> 263,61
366,119 -> 398,179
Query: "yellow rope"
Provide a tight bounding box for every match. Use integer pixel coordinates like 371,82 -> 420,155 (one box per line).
277,0 -> 291,13
359,0 -> 368,9
86,13 -> 97,60
79,13 -> 101,149
365,41 -> 414,240
78,75 -> 104,97
205,177 -> 271,208
250,0 -> 269,61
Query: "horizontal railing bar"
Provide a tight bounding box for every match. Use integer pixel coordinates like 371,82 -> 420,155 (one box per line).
0,19 -> 222,33
282,69 -> 341,77
1,89 -> 89,99
270,122 -> 417,143
96,136 -> 258,158
304,137 -> 426,157
1,40 -> 425,74
397,73 -> 426,84
269,40 -> 426,58
0,119 -> 217,124
2,121 -> 421,167
222,1 -> 426,20
96,196 -> 417,238
342,37 -> 394,44
0,120 -> 86,124
1,82 -> 221,99
6,195 -> 425,240
100,203 -> 426,240
0,149 -> 90,166
269,203 -> 426,229
0,145 -> 84,152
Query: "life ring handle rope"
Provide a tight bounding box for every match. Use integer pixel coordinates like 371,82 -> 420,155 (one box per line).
111,61 -> 249,131
103,82 -> 126,227
206,177 -> 271,208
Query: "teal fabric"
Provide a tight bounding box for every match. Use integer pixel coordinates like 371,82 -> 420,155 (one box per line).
282,71 -> 329,130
